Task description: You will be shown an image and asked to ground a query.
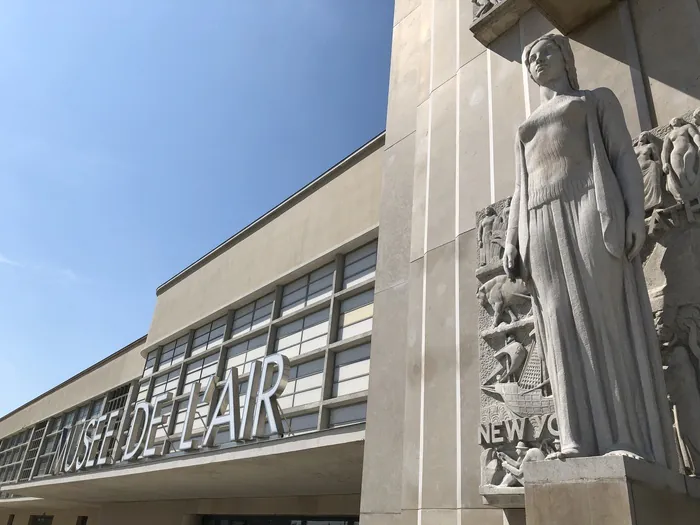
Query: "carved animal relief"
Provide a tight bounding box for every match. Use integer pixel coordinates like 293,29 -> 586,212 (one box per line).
476,199 -> 558,492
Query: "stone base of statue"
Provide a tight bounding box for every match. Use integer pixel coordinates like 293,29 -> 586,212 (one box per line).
523,456 -> 700,524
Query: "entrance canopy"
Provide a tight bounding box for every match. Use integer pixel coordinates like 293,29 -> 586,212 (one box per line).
0,426 -> 364,504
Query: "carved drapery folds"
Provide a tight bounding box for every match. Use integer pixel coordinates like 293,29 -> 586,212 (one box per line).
636,108 -> 700,476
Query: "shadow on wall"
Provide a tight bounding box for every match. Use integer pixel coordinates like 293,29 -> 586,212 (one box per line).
486,0 -> 700,130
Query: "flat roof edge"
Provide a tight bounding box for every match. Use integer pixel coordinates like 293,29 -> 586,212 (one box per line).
0,335 -> 147,425
155,131 -> 386,296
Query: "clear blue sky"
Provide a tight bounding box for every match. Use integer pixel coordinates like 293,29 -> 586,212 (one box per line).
0,1 -> 393,416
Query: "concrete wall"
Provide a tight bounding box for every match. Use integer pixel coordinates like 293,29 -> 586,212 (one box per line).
0,338 -> 146,439
146,137 -> 385,350
362,1 -> 700,524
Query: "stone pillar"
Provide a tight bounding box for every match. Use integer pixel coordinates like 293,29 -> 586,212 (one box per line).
525,457 -> 700,524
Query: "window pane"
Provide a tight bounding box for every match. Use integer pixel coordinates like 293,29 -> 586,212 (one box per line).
191,316 -> 228,356
333,343 -> 371,397
338,290 -> 374,340
275,309 -> 329,359
280,264 -> 334,316
343,241 -> 377,288
329,402 -> 367,427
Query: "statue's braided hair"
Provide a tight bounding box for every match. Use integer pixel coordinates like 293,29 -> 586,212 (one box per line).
522,34 -> 579,91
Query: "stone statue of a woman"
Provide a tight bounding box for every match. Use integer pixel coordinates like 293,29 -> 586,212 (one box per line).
503,34 -> 678,468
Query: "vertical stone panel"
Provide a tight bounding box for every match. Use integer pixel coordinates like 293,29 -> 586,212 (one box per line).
490,25 -> 527,202
459,0 -> 488,67
376,137 -> 417,294
458,229 -> 490,509
422,241 -> 458,509
432,0 -> 458,90
417,0 -> 434,105
458,53 -> 490,235
630,0 -> 700,126
394,0 -> 422,27
402,258 -> 425,511
361,282 -> 409,515
386,9 -> 423,148
427,77 -> 458,252
410,101 -> 430,263
571,7 -> 644,135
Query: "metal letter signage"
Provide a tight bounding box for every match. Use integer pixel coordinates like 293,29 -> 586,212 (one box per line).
50,354 -> 291,475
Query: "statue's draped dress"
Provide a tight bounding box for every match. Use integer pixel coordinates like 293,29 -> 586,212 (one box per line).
507,89 -> 677,466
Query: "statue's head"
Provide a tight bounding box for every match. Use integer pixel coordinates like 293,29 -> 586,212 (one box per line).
485,206 -> 496,216
693,108 -> 700,124
515,441 -> 528,457
522,34 -> 579,91
476,285 -> 487,306
670,117 -> 685,128
634,131 -> 651,146
505,333 -> 516,343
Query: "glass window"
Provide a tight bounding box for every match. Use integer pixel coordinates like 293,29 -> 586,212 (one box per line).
152,370 -> 180,398
158,335 -> 189,369
332,344 -> 371,397
343,241 -> 377,288
136,380 -> 150,402
282,413 -> 318,434
143,349 -> 158,377
329,402 -> 367,427
225,333 -> 267,376
337,290 -> 374,340
192,316 -> 227,356
89,398 -> 104,419
231,293 -> 275,336
280,263 -> 334,317
275,308 -> 329,359
278,358 -> 324,410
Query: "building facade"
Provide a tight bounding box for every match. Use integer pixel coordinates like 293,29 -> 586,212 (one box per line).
2,1 -> 700,524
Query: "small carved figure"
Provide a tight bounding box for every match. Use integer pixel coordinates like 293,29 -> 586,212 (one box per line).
477,275 -> 531,327
490,198 -> 511,260
478,207 -> 498,266
473,0 -> 496,19
497,441 -> 545,487
481,448 -> 501,486
662,117 -> 700,204
634,132 -> 665,212
663,345 -> 700,475
494,334 -> 527,383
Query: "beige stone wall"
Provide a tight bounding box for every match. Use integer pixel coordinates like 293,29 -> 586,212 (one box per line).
363,1 -> 700,524
146,137 -> 384,350
0,338 -> 146,438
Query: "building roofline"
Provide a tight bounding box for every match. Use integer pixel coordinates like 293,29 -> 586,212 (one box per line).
155,131 -> 386,296
0,335 -> 148,424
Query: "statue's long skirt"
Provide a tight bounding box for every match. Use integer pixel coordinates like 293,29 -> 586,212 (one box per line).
528,185 -> 662,459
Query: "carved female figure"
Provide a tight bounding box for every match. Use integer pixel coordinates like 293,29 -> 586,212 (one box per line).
504,34 -> 677,467
633,132 -> 664,212
662,116 -> 700,203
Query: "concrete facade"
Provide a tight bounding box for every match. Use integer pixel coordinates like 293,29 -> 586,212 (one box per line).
2,1 -> 700,524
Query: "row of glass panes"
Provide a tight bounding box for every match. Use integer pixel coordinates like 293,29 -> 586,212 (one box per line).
142,240 -> 378,380
135,242 -> 377,451
0,241 -> 378,482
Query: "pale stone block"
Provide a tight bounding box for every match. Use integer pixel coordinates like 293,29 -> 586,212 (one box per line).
457,54 -> 490,234
410,100 -> 430,263
431,0 -> 458,90
427,76 -> 458,252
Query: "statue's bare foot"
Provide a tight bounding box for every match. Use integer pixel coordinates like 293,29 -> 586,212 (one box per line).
604,449 -> 644,461
545,448 -> 582,461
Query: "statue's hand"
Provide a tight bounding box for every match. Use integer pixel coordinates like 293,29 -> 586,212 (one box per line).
663,163 -> 671,175
503,244 -> 518,280
626,217 -> 646,261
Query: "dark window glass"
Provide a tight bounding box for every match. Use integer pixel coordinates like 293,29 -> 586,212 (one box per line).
28,516 -> 53,525
76,517 -> 88,525
7,515 -> 14,525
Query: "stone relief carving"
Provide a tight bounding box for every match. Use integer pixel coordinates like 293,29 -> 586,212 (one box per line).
472,0 -> 498,19
633,110 -> 700,476
501,33 -> 677,466
476,33 -> 700,495
476,198 -> 557,492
